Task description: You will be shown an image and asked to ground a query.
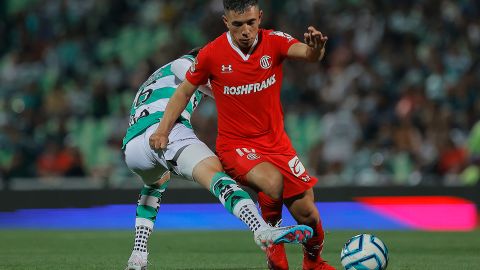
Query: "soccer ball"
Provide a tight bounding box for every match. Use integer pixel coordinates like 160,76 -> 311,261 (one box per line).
340,234 -> 389,270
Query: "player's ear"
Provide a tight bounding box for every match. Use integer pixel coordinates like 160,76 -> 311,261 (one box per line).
259,10 -> 263,24
222,14 -> 229,28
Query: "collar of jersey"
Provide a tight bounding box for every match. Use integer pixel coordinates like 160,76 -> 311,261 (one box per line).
227,31 -> 259,61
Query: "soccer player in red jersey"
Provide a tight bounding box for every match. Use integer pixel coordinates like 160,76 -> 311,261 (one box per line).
151,1 -> 334,269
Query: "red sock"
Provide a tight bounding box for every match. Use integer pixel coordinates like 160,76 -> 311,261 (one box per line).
303,222 -> 325,262
257,192 -> 283,225
258,192 -> 289,270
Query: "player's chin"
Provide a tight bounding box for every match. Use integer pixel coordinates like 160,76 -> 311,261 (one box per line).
239,39 -> 252,46
241,43 -> 254,50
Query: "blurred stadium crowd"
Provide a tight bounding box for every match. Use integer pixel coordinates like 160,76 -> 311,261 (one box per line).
1,0 -> 479,188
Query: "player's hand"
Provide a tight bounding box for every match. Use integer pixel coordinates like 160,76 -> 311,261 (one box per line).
304,26 -> 328,50
149,131 -> 169,151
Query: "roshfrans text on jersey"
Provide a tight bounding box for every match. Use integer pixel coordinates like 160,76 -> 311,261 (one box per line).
223,74 -> 276,95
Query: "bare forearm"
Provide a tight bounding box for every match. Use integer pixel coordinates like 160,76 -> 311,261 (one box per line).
157,87 -> 192,135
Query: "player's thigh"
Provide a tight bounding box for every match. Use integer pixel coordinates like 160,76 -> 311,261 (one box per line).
176,142 -> 217,185
146,123 -> 209,179
219,148 -> 283,196
124,122 -> 201,185
245,162 -> 284,197
124,129 -> 169,185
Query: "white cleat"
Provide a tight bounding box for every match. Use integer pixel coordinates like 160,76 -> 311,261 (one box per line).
126,251 -> 148,270
254,225 -> 314,250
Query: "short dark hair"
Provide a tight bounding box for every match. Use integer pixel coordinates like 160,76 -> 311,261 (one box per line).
187,47 -> 202,57
223,0 -> 258,13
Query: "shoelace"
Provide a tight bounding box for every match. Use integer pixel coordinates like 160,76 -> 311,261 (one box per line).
267,219 -> 283,228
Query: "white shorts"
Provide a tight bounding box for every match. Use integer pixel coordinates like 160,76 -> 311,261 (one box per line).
124,123 -> 216,185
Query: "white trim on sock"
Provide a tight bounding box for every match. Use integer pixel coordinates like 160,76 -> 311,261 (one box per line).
138,194 -> 160,208
135,217 -> 154,229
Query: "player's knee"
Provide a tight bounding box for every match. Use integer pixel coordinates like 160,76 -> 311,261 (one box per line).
148,171 -> 170,186
267,181 -> 283,200
296,206 -> 319,226
192,156 -> 223,178
196,156 -> 223,171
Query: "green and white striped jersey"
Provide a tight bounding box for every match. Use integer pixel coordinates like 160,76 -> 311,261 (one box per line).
122,55 -> 204,148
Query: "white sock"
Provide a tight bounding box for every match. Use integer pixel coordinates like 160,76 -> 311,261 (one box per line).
233,200 -> 269,233
133,220 -> 153,253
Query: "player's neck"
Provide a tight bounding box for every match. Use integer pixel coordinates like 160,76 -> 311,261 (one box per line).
232,39 -> 251,54
237,44 -> 252,54
227,32 -> 258,55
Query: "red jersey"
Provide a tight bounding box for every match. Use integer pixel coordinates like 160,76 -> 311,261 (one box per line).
186,29 -> 299,153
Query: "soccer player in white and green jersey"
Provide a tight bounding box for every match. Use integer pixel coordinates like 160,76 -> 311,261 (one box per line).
123,48 -> 314,270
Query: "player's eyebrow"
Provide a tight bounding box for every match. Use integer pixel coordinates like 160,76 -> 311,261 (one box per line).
232,18 -> 257,26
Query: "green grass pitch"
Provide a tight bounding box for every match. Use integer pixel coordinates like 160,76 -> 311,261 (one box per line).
0,230 -> 479,269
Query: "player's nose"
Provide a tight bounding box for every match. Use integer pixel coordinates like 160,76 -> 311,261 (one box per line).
241,25 -> 250,36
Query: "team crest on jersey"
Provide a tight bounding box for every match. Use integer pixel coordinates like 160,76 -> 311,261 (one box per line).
270,31 -> 294,42
288,156 -> 306,178
221,64 -> 233,73
260,55 -> 272,69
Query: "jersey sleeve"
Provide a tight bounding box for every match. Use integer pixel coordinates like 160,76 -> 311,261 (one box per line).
185,46 -> 211,86
269,30 -> 300,58
170,58 -> 192,81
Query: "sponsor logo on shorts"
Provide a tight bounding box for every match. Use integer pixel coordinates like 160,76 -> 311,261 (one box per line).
288,156 -> 306,178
